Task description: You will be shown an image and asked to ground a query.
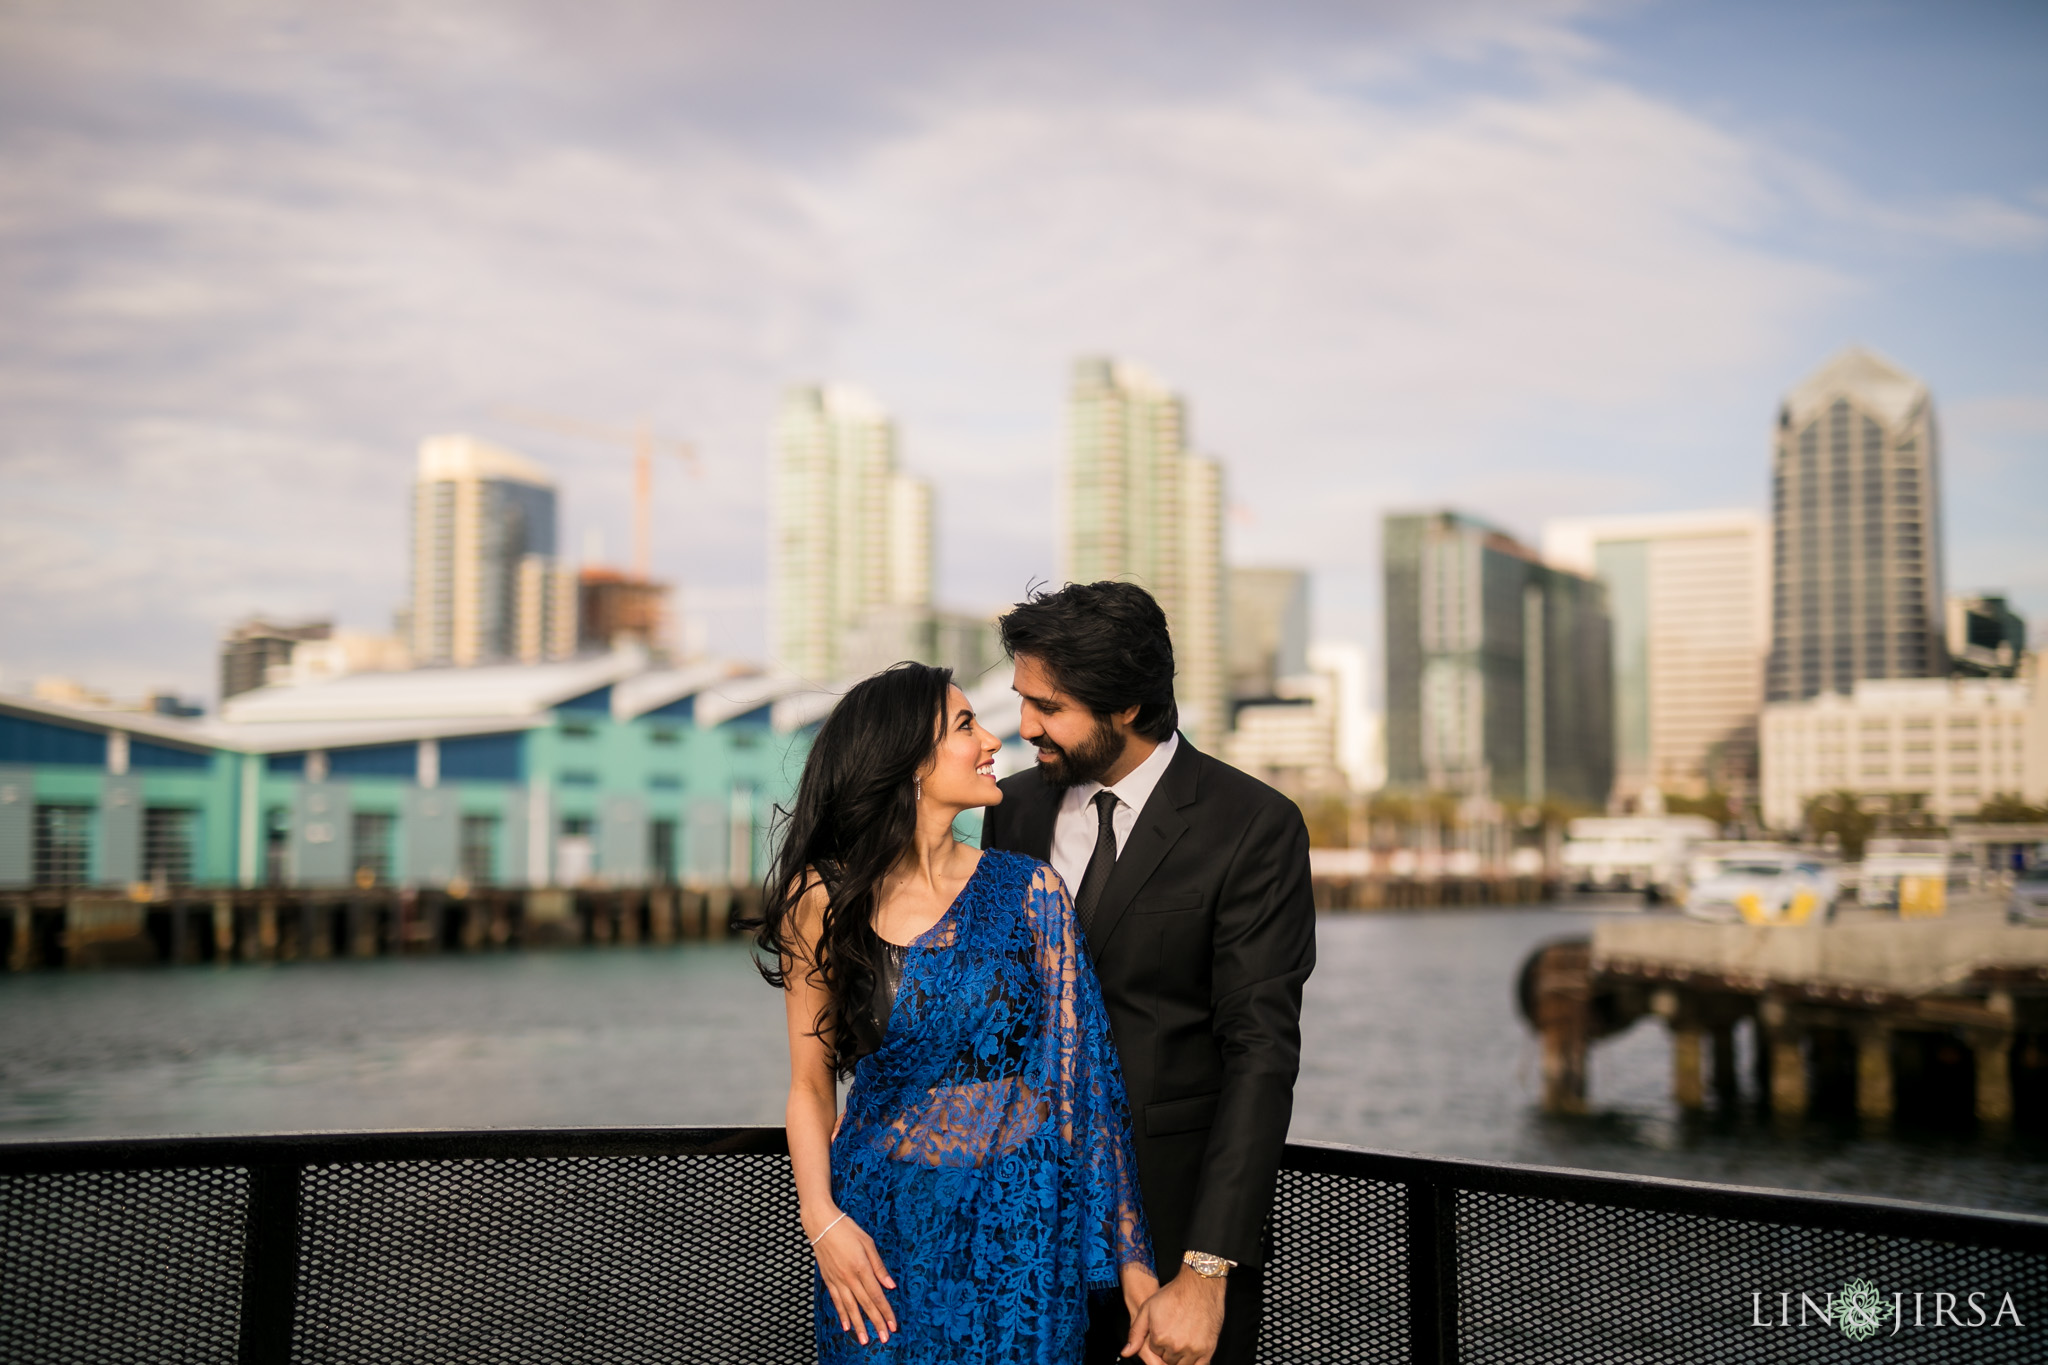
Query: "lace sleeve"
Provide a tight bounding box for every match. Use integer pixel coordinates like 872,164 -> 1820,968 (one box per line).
1025,863 -> 1153,1284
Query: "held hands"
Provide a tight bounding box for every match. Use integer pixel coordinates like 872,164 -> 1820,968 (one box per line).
1123,1267 -> 1225,1365
806,1207 -> 896,1346
1119,1261 -> 1160,1323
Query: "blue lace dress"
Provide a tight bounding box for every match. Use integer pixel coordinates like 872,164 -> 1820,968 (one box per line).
821,849 -> 1153,1361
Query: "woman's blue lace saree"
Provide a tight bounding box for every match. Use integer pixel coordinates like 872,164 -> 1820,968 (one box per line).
821,848 -> 1153,1361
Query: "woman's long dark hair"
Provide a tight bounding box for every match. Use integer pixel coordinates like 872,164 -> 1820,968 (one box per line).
746,661 -> 954,1079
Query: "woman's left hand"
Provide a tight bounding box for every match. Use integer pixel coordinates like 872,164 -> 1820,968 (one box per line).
1119,1262 -> 1161,1322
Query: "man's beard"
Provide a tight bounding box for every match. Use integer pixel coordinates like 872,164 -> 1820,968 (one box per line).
1033,715 -> 1128,789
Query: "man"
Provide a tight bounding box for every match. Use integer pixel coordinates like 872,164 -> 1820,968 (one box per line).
982,581 -> 1317,1365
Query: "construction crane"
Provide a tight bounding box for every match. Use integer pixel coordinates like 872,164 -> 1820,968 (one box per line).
496,409 -> 698,579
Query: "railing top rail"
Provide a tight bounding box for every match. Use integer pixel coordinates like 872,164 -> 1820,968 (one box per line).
0,1125 -> 792,1174
4,1125 -> 2043,1254
1284,1139 -> 2048,1254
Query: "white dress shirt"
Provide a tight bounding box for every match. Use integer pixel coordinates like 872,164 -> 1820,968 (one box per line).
1049,731 -> 1180,897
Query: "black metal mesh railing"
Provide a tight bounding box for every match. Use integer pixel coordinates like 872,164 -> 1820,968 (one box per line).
3,1128 -> 2044,1364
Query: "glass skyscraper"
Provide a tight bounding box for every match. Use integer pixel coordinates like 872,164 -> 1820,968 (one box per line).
409,435 -> 575,668
1767,347 -> 1946,702
1063,357 -> 1226,748
771,384 -> 932,682
1384,510 -> 1613,808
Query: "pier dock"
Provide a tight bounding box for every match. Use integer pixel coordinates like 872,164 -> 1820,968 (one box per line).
1523,901 -> 2048,1127
1,884 -> 759,970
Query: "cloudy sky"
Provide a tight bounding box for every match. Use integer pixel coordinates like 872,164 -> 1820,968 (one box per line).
3,0 -> 2044,701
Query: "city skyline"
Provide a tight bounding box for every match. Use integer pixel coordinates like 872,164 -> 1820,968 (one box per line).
2,3 -> 2045,698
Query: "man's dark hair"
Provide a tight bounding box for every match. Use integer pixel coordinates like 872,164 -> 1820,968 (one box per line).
998,580 -> 1179,742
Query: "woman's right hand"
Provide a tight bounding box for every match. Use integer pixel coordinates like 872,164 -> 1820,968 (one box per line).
808,1208 -> 898,1346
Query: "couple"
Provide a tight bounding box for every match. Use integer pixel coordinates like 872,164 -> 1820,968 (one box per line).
751,581 -> 1317,1364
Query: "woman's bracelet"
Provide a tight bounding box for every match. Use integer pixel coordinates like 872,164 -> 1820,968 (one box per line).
808,1211 -> 849,1247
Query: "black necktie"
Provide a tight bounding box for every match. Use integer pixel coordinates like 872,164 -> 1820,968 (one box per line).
1073,790 -> 1120,933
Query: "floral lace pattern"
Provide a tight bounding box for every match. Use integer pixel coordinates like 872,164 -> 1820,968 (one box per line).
821,849 -> 1152,1361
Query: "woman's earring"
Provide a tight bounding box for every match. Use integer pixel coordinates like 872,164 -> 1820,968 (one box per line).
914,777 -> 922,804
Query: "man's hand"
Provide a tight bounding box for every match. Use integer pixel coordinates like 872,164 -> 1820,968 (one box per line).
1123,1267 -> 1225,1365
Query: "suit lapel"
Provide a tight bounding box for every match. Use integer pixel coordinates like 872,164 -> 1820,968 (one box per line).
1000,772 -> 1060,861
1085,736 -> 1203,962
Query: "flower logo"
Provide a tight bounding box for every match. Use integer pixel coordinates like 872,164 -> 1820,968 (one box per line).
1836,1279 -> 1894,1342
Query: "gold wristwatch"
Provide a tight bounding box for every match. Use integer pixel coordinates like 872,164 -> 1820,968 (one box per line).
1182,1250 -> 1236,1279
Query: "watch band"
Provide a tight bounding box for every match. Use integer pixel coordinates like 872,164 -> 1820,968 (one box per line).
1182,1249 -> 1236,1279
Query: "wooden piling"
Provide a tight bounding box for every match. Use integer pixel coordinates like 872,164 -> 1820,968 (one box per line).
1672,1025 -> 1706,1111
1711,1024 -> 1740,1109
1856,1023 -> 1894,1125
212,896 -> 234,960
1768,1029 -> 1808,1121
256,899 -> 279,960
1971,1030 -> 2015,1128
1533,942 -> 1591,1115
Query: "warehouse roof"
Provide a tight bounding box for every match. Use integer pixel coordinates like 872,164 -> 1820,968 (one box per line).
220,647 -> 648,724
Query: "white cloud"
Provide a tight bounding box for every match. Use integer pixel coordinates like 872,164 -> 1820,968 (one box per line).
2,0 -> 2041,693
827,79 -> 1845,602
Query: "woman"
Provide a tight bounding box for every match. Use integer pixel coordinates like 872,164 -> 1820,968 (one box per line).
749,662 -> 1155,1361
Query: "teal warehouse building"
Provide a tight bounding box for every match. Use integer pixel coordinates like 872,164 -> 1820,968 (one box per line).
0,650 -> 839,895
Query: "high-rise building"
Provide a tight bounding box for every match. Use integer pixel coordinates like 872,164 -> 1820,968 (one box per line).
1543,511 -> 1768,803
220,617 -> 332,700
1228,567 -> 1310,701
409,435 -> 576,668
772,384 -> 933,681
1063,358 -> 1227,747
1384,511 -> 1613,808
1767,347 -> 1946,703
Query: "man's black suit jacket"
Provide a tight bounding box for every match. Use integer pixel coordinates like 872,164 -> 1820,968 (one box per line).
981,735 -> 1316,1277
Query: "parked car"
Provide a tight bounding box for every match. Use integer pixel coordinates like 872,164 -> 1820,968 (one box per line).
1681,850 -> 1837,925
2009,867 -> 2048,926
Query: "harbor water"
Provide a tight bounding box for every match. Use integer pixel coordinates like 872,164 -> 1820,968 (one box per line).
3,904 -> 2045,1214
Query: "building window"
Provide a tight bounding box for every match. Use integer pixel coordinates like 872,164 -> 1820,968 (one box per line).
33,804 -> 92,885
143,807 -> 196,886
650,818 -> 678,885
560,770 -> 598,787
460,815 -> 497,886
264,807 -> 290,886
649,727 -> 679,746
560,722 -> 596,740
352,812 -> 395,888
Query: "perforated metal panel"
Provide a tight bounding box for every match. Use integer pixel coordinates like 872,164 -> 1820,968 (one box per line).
0,1165 -> 248,1364
292,1151 -> 811,1364
3,1132 -> 2044,1365
1257,1168 -> 1410,1363
1454,1189 -> 2048,1363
